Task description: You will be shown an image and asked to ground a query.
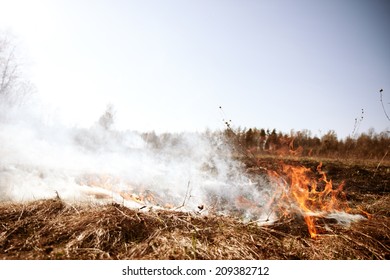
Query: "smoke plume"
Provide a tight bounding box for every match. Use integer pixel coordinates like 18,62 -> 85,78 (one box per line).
0,100 -> 274,221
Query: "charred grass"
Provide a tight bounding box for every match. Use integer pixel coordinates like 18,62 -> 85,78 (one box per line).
0,157 -> 389,260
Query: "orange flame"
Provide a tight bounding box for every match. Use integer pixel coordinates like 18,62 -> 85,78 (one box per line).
77,165 -> 366,238
268,163 -> 350,238
77,173 -> 163,207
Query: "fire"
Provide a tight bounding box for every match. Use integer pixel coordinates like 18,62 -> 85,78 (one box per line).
75,164 -> 365,239
76,173 -> 168,207
268,163 -> 351,238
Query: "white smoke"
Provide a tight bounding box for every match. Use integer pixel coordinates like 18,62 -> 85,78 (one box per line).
0,98 -> 365,230
0,99 -> 273,220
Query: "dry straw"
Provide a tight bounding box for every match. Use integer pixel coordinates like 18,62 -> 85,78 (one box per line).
1,195 -> 389,260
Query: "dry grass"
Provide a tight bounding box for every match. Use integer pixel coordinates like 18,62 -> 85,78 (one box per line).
1,156 -> 389,260
1,195 -> 389,260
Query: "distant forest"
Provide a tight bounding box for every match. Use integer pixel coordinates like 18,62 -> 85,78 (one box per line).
141,127 -> 390,161
227,127 -> 389,160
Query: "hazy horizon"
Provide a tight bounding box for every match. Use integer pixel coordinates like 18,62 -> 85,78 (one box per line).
0,0 -> 389,139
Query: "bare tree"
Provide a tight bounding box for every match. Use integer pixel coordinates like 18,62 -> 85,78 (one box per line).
98,104 -> 115,130
0,34 -> 31,105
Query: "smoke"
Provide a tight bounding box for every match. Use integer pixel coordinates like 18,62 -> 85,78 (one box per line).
0,99 -> 273,221
0,98 -> 366,230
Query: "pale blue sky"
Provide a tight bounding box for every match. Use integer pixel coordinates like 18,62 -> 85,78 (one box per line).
1,0 -> 389,138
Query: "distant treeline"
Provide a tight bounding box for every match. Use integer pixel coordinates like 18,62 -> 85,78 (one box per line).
223,127 -> 390,160
141,127 -> 390,161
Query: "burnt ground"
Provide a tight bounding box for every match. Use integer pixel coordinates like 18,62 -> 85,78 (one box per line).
245,156 -> 389,194
0,156 -> 389,260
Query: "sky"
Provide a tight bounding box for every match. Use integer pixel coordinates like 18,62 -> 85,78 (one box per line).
0,0 -> 389,139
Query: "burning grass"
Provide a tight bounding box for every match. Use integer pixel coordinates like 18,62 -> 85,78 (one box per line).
1,155 -> 389,260
1,193 -> 389,260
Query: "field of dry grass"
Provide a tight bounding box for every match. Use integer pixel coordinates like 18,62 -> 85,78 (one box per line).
1,157 -> 389,260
